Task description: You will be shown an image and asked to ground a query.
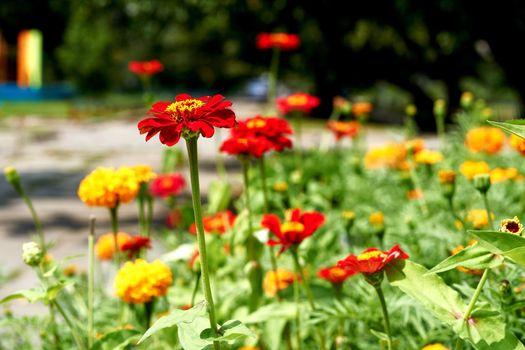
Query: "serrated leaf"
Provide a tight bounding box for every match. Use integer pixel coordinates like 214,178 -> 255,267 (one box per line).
91,329 -> 141,350
426,244 -> 503,274
487,120 -> 525,139
469,230 -> 525,266
138,302 -> 207,344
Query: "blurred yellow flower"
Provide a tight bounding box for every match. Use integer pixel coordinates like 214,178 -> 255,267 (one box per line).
510,134 -> 525,156
263,268 -> 296,297
78,167 -> 140,208
63,264 -> 78,277
369,212 -> 384,226
459,160 -> 490,180
466,209 -> 494,229
272,181 -> 288,192
342,211 -> 355,220
490,167 -> 519,184
365,143 -> 406,170
115,259 -> 173,304
239,347 -> 260,350
95,232 -> 131,261
414,150 -> 443,165
438,169 -> 456,184
133,165 -> 157,183
421,344 -> 450,350
465,127 -> 505,154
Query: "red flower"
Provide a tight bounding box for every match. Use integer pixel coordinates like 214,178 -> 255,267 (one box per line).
234,115 -> 293,151
327,121 -> 360,141
150,173 -> 185,198
166,208 -> 183,229
189,210 -> 236,235
120,236 -> 152,258
220,133 -> 273,158
261,208 -> 325,253
318,265 -> 357,284
337,245 -> 409,275
128,60 -> 164,75
256,33 -> 300,50
277,93 -> 320,115
138,94 -> 236,146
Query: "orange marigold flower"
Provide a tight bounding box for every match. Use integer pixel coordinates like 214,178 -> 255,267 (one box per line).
256,33 -> 300,50
459,160 -> 490,180
499,216 -> 523,236
128,60 -> 164,76
352,102 -> 373,117
404,138 -> 425,154
465,127 -> 505,154
466,209 -> 494,229
115,259 -> 173,304
327,121 -> 360,141
510,134 -> 525,156
277,93 -> 320,115
189,210 -> 236,235
263,268 -> 296,296
318,265 -> 357,284
261,208 -> 325,253
421,343 -> 450,350
337,245 -> 409,275
438,170 -> 456,184
414,149 -> 443,165
138,94 -> 236,146
407,189 -> 423,200
490,167 -> 519,184
95,232 -> 131,261
369,211 -> 384,226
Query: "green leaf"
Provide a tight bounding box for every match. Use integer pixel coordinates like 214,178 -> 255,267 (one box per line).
243,302 -> 297,324
138,302 -> 207,344
469,230 -> 525,266
178,315 -> 212,350
426,244 -> 504,274
264,318 -> 288,350
0,287 -> 46,304
487,120 -> 525,139
207,180 -> 232,214
91,329 -> 141,350
201,319 -> 255,343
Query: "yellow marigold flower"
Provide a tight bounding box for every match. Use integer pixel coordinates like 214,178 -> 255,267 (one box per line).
490,167 -> 519,184
263,268 -> 296,296
459,160 -> 490,180
115,259 -> 173,304
133,165 -> 157,183
438,169 -> 456,184
460,91 -> 474,108
510,134 -> 525,156
414,149 -> 443,165
369,212 -> 384,226
95,232 -> 131,261
466,209 -> 494,229
272,181 -> 288,192
239,347 -> 260,350
364,143 -> 406,169
78,167 -> 140,208
63,264 -> 78,277
465,127 -> 505,154
421,343 -> 450,350
342,211 -> 355,220
499,216 -> 523,236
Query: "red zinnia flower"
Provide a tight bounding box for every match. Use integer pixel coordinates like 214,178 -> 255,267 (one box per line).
277,93 -> 320,115
234,115 -> 293,151
261,208 -> 325,253
256,33 -> 300,51
150,173 -> 185,198
220,133 -> 273,158
138,94 -> 236,146
120,236 -> 152,258
337,245 -> 409,275
189,210 -> 236,235
327,121 -> 360,141
318,265 -> 357,284
128,60 -> 164,76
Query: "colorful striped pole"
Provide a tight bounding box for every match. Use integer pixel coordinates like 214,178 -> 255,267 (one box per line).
17,30 -> 42,89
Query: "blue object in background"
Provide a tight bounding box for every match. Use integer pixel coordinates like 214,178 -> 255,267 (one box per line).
0,82 -> 75,102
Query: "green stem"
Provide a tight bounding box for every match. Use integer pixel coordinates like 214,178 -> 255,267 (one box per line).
447,197 -> 466,233
185,137 -> 220,350
88,216 -> 96,348
436,114 -> 445,142
374,285 -> 393,350
407,155 -> 428,215
53,300 -> 86,350
49,302 -> 61,349
463,269 -> 490,321
241,158 -> 262,311
290,248 -> 315,309
191,272 -> 201,306
455,337 -> 463,350
109,205 -> 121,266
267,47 -> 280,112
482,193 -> 494,230
292,271 -> 301,349
18,186 -> 46,255
320,110 -> 341,150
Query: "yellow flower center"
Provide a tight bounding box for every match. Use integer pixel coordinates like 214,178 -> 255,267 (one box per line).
271,33 -> 289,44
286,95 -> 308,106
247,119 -> 267,129
328,267 -> 346,279
165,99 -> 205,118
357,250 -> 386,261
237,138 -> 249,145
161,177 -> 174,188
280,222 -> 304,234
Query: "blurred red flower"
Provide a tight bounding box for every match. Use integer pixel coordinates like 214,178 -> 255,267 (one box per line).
121,236 -> 152,258
277,93 -> 320,115
220,133 -> 273,158
189,210 -> 236,235
150,173 -> 185,198
256,33 -> 300,50
138,94 -> 236,146
337,245 -> 408,275
128,60 -> 164,75
234,115 -> 293,151
261,208 -> 325,253
327,121 -> 360,141
318,265 -> 357,284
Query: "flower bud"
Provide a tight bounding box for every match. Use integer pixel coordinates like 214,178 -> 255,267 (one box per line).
473,173 -> 491,194
499,279 -> 511,297
433,99 -> 446,117
438,170 -> 456,199
460,91 -> 474,109
4,166 -> 23,194
22,241 -> 43,266
405,104 -> 417,117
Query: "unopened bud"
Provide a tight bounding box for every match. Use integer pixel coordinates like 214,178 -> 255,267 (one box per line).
22,242 -> 43,266
405,104 -> 417,117
4,166 -> 21,190
499,279 -> 511,296
433,99 -> 446,117
460,91 -> 474,109
473,173 -> 491,194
